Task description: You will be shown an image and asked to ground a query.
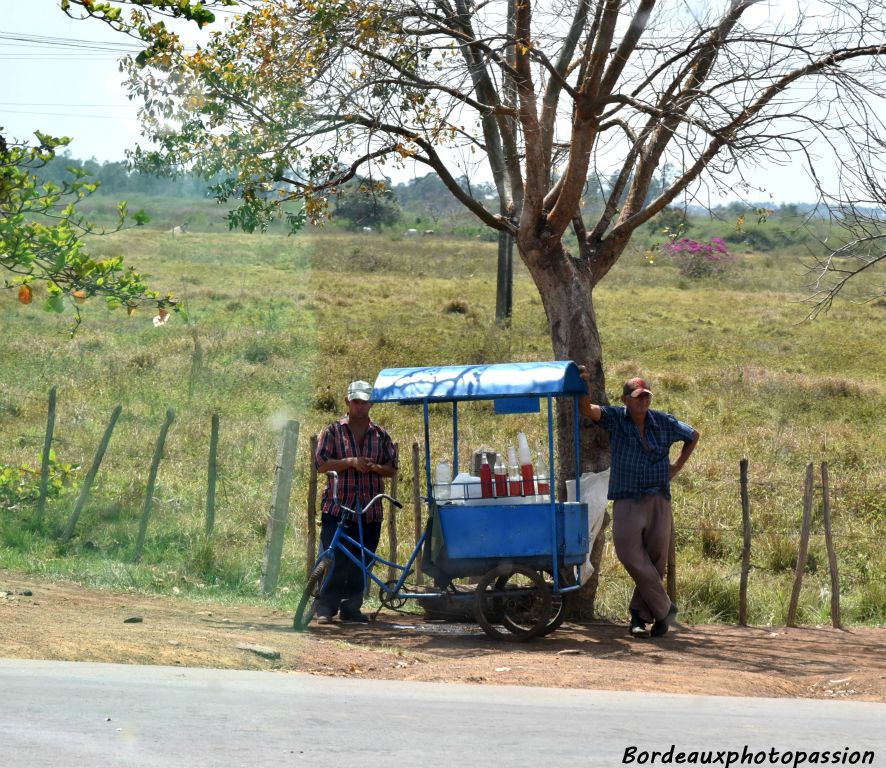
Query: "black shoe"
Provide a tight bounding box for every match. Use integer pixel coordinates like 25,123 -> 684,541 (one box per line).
314,605 -> 335,624
651,603 -> 678,638
340,612 -> 369,624
630,610 -> 650,639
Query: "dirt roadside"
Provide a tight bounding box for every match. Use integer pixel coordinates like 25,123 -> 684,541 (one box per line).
2,570 -> 884,701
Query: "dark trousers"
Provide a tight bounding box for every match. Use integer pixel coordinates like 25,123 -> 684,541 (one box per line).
612,493 -> 673,623
317,513 -> 382,617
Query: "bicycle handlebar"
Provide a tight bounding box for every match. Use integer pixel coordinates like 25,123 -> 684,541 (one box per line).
325,471 -> 402,515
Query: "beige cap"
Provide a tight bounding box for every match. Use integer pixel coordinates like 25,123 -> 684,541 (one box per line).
347,380 -> 372,401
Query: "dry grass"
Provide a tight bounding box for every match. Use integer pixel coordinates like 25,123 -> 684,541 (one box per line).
1,227 -> 884,624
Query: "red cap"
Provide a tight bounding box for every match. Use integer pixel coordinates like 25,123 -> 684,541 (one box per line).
623,377 -> 652,398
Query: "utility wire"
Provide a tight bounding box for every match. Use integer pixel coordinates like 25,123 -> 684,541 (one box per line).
0,102 -> 131,108
0,30 -> 196,54
0,31 -> 143,53
1,108 -> 133,119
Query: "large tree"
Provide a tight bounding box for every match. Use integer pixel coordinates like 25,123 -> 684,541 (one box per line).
68,0 -> 886,607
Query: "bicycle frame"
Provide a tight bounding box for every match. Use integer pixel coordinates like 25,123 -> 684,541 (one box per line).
314,471 -> 437,602
316,514 -> 432,600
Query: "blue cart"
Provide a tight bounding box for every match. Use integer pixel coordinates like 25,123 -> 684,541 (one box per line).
294,361 -> 591,641
372,361 -> 591,640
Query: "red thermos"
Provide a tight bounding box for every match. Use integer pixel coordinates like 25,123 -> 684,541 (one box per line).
494,456 -> 507,497
479,453 -> 493,498
520,462 -> 535,496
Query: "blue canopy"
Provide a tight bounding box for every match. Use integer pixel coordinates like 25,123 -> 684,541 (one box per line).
371,361 -> 588,403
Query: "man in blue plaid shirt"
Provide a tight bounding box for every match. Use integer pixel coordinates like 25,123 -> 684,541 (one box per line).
579,367 -> 699,639
314,380 -> 398,624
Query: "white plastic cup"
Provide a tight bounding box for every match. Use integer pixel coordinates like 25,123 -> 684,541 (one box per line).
566,479 -> 576,502
435,460 -> 452,501
516,432 -> 532,466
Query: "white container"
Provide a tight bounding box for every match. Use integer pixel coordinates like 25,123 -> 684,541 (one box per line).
565,470 -> 612,586
516,432 -> 532,466
434,460 -> 452,501
452,472 -> 481,499
566,479 -> 576,502
462,493 -> 549,506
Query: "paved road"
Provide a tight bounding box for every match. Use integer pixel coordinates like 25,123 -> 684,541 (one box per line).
1,659 -> 883,768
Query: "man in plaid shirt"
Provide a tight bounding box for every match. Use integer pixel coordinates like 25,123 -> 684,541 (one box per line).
579,367 -> 699,640
314,380 -> 398,624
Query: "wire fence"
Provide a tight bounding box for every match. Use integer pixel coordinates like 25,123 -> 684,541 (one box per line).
7,385 -> 883,628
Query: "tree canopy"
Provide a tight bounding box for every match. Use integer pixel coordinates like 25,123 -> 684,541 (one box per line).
333,177 -> 402,229
69,0 -> 886,275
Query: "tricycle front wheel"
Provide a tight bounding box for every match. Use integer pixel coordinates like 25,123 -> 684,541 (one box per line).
293,556 -> 333,631
475,564 -> 552,642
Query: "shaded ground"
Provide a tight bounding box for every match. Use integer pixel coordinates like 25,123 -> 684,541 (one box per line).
2,570 -> 884,701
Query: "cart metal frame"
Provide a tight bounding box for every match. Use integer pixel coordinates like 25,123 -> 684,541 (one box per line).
294,361 -> 591,641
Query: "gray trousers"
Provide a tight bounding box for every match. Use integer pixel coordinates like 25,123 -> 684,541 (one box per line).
612,493 -> 673,623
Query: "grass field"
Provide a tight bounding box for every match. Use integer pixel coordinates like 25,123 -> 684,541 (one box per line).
1,214 -> 884,625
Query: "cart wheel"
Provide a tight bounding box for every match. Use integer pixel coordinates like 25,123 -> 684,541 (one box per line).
496,569 -> 573,637
538,591 -> 572,637
540,568 -> 578,637
293,556 -> 333,631
475,564 -> 552,642
379,580 -> 408,610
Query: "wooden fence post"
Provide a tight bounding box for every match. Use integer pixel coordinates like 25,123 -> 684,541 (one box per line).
35,386 -> 57,527
739,458 -> 752,626
260,419 -> 300,595
666,523 -> 677,603
787,463 -> 814,627
133,408 -> 176,562
387,443 -> 399,582
61,405 -> 122,542
412,441 -> 423,584
305,434 -> 318,579
205,413 -> 219,537
820,462 -> 842,629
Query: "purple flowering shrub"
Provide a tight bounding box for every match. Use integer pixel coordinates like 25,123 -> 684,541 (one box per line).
660,237 -> 736,278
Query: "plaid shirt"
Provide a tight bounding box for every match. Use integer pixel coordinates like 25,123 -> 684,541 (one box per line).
315,416 -> 398,522
596,406 -> 696,501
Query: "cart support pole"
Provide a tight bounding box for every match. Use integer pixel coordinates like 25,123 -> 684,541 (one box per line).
387,443 -> 399,582
423,401 -> 432,499
412,441 -> 423,584
545,396 -> 556,483
452,402 -> 459,476
573,397 -> 582,501
546,396 -> 559,589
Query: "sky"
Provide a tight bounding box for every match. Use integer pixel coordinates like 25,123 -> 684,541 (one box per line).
0,0 -> 842,205
2,0 -> 150,162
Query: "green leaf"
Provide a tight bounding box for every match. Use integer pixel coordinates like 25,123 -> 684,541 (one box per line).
43,294 -> 66,314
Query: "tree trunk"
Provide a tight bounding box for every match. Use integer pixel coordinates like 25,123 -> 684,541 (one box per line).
522,239 -> 613,617
495,229 -> 514,323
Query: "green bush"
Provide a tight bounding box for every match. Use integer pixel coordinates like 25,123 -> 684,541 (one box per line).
0,454 -> 77,511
